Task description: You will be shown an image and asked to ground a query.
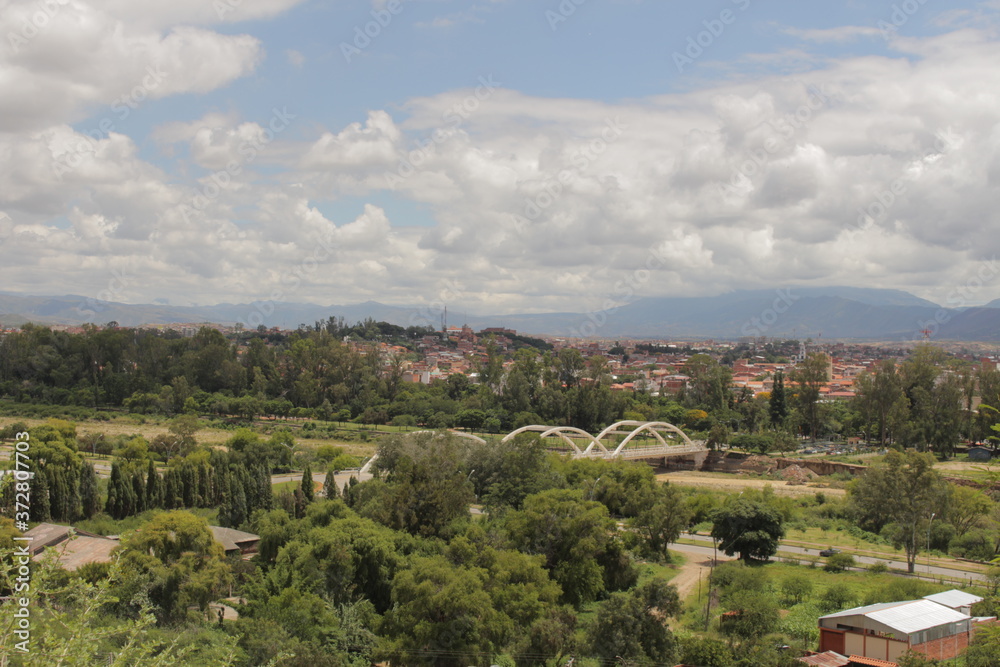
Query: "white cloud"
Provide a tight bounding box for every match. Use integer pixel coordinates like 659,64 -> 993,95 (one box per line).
3,9 -> 1000,312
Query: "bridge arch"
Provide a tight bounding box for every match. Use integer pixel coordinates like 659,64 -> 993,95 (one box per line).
502,421 -> 701,460
358,429 -> 488,473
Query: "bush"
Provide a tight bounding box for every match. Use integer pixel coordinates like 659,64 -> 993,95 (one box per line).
823,552 -> 856,572
820,583 -> 855,612
867,561 -> 890,575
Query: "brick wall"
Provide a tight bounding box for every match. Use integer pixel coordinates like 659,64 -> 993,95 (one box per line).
911,631 -> 969,660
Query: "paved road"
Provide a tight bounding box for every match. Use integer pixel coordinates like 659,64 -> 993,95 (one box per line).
675,533 -> 987,584
270,470 -> 372,494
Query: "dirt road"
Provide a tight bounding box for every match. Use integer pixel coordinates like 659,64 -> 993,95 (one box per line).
656,471 -> 847,497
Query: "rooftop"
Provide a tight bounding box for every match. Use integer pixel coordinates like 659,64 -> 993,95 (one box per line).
922,589 -> 983,609
209,526 -> 260,552
821,599 -> 971,635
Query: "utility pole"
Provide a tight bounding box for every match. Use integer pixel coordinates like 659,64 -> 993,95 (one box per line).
705,537 -> 717,631
926,512 -> 936,575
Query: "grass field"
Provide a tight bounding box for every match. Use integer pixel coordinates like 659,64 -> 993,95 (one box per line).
0,414 -> 379,457
656,470 -> 847,497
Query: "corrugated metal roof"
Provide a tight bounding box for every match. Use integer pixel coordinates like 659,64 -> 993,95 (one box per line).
821,599 -> 972,635
923,590 -> 983,609
847,656 -> 898,667
209,526 -> 259,552
821,601 -> 906,619
798,651 -> 850,666
866,599 -> 970,634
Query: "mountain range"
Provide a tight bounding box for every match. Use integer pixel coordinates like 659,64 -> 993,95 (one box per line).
1,287 -> 999,341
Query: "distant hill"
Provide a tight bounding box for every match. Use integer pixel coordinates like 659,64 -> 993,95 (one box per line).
2,287 -> 1000,341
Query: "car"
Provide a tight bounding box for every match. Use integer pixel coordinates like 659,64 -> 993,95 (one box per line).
819,548 -> 841,557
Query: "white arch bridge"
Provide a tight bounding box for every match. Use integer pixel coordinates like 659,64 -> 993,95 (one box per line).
358,422 -> 706,474
502,420 -> 708,461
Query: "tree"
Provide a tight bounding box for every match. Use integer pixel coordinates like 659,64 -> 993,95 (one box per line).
78,461 -> 99,519
114,511 -> 232,622
769,370 -> 788,426
322,467 -> 339,499
300,463 -> 314,504
947,485 -> 993,537
848,450 -> 948,572
855,359 -> 908,446
359,432 -> 475,538
719,589 -> 780,640
0,554 -> 239,666
792,352 -> 829,440
379,555 -> 506,667
964,622 -> 1000,667
145,459 -> 161,510
630,483 -> 691,562
505,489 -> 618,607
781,574 -> 813,605
587,578 -> 681,666
823,552 -> 856,572
896,651 -> 943,667
711,498 -> 785,562
680,637 -> 734,667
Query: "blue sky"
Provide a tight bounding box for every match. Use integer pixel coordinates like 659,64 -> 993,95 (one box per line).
2,0 -> 999,316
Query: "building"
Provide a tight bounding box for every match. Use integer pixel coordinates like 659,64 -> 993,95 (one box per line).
22,523 -> 119,571
922,590 -> 983,616
208,526 -> 260,557
818,593 -> 993,662
967,446 -> 994,462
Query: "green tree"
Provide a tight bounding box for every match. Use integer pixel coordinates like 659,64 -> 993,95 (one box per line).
792,352 -> 829,440
711,498 -> 785,562
505,489 -> 618,607
719,589 -> 780,640
300,463 -> 314,504
630,483 -> 691,562
114,511 -> 232,622
380,555 -> 506,667
587,578 -> 681,666
680,637 -> 734,667
780,574 -> 813,605
769,370 -> 787,426
964,622 -> 1000,667
848,450 -> 948,572
78,461 -> 99,519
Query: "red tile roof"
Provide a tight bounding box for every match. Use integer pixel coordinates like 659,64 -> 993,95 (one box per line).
847,656 -> 898,667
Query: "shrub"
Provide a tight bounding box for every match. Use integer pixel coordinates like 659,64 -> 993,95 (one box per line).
824,552 -> 856,572
867,561 -> 889,574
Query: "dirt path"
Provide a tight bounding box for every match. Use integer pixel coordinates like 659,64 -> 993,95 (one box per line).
656,470 -> 847,497
669,544 -> 735,601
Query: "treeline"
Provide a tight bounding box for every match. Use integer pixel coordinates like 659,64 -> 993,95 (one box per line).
0,420 -> 287,528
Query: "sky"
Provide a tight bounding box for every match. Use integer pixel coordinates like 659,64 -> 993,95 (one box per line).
2,0 -> 1000,316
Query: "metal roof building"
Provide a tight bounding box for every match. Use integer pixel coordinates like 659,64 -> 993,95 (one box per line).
818,598 -> 977,663
922,590 -> 983,615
